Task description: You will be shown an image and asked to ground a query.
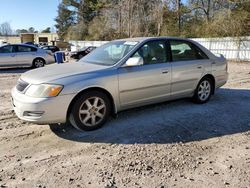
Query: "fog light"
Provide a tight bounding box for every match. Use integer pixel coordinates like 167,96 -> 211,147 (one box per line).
23,111 -> 44,117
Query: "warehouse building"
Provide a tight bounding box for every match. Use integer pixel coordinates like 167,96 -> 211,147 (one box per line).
0,33 -> 58,45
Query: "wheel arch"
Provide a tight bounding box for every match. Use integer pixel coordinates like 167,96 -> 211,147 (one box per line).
66,87 -> 116,121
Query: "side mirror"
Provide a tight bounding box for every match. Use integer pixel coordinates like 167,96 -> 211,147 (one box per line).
124,57 -> 143,67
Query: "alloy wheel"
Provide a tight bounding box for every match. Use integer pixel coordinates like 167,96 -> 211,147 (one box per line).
198,80 -> 211,101
78,97 -> 106,127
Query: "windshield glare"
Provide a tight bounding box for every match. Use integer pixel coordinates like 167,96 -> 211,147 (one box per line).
79,41 -> 138,66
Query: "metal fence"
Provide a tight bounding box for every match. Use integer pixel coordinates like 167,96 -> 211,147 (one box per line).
69,40 -> 108,51
191,37 -> 250,61
69,36 -> 250,61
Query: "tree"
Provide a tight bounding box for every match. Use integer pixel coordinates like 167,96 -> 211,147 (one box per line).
16,29 -> 28,34
28,27 -> 35,33
0,22 -> 13,36
41,27 -> 51,33
61,0 -> 105,40
55,0 -> 250,40
55,2 -> 75,40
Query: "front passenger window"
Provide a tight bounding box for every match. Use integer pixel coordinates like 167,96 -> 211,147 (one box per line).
132,41 -> 168,65
0,45 -> 13,53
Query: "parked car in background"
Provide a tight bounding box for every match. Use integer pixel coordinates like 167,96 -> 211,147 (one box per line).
41,45 -> 60,53
23,42 -> 40,48
0,44 -> 54,68
11,37 -> 228,131
70,46 -> 96,59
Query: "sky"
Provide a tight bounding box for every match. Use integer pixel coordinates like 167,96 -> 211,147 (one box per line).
0,0 -> 60,32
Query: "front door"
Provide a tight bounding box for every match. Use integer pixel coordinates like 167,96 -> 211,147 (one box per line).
118,40 -> 171,109
0,45 -> 16,67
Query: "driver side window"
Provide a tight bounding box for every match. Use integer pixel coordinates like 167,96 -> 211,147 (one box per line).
132,40 -> 168,65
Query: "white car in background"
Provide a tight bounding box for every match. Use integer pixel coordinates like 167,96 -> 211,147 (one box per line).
0,44 -> 55,68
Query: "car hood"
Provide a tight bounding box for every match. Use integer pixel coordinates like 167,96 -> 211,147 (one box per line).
21,62 -> 109,84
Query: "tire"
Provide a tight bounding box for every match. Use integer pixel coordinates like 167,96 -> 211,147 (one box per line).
192,77 -> 213,104
33,58 -> 45,68
69,91 -> 111,131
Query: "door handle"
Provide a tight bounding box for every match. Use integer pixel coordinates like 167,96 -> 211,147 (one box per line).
212,62 -> 216,65
162,69 -> 169,74
197,66 -> 202,69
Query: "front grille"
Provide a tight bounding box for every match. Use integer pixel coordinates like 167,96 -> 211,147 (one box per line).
16,79 -> 29,92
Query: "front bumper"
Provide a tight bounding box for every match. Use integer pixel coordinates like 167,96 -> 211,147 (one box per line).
11,87 -> 74,124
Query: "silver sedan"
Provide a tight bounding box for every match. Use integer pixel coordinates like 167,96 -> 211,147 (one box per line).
0,44 -> 54,68
11,37 -> 228,131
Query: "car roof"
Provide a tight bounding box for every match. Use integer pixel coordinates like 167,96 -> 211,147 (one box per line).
6,44 -> 38,48
114,36 -> 195,43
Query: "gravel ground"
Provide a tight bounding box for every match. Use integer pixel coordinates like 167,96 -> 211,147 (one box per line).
0,62 -> 250,188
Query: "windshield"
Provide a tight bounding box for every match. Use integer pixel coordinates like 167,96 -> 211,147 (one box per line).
79,41 -> 138,66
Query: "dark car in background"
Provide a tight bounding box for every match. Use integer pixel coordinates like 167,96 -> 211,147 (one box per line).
23,42 -> 39,47
41,45 -> 60,53
70,46 -> 96,59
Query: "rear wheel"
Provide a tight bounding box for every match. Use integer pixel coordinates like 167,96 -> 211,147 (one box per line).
33,58 -> 45,68
193,78 -> 213,104
69,91 -> 111,131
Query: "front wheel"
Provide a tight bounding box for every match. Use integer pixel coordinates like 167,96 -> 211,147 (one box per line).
193,78 -> 213,104
69,91 -> 111,131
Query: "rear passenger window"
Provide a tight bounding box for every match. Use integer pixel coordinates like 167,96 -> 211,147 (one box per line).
170,40 -> 208,61
17,45 -> 37,52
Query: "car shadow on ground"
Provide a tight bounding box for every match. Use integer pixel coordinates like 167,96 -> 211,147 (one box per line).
0,67 -> 31,74
50,88 -> 250,144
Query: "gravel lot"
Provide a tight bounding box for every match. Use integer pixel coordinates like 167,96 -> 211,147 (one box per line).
0,62 -> 250,188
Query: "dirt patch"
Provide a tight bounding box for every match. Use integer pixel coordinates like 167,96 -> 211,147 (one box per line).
0,62 -> 250,188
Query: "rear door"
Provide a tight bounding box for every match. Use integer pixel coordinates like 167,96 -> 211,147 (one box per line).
118,40 -> 171,108
0,45 -> 16,67
168,40 -> 210,98
15,45 -> 37,66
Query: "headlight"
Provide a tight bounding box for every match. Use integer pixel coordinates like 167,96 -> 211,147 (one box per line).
25,84 -> 63,98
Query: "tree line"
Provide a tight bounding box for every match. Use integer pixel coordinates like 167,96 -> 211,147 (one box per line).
55,0 -> 250,41
0,22 -> 54,36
